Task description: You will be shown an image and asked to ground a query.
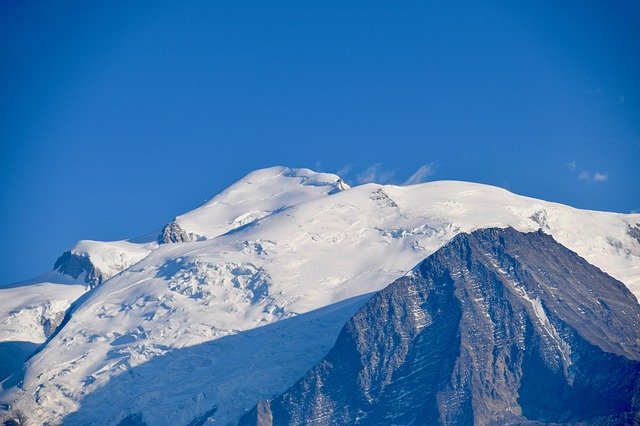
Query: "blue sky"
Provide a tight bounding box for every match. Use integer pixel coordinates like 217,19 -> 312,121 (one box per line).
1,1 -> 639,283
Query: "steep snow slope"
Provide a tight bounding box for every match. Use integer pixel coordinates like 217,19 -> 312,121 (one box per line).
0,273 -> 86,345
0,273 -> 86,388
54,240 -> 158,287
2,169 -> 639,425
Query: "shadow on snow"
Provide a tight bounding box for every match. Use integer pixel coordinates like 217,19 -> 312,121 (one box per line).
57,293 -> 374,425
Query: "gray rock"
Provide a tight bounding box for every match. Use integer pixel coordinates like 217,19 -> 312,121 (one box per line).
53,251 -> 104,288
241,228 -> 640,425
627,223 -> 640,245
42,310 -> 66,338
157,221 -> 191,244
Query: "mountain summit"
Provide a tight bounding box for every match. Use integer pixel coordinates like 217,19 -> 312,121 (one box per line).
242,228 -> 640,425
52,166 -> 349,287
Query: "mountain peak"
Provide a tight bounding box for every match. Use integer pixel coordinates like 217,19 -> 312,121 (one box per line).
172,166 -> 349,240
49,167 -> 349,285
242,227 -> 640,425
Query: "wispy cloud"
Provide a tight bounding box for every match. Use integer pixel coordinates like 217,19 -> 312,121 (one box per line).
356,163 -> 395,184
403,163 -> 436,185
593,172 -> 608,182
566,161 -> 608,183
578,171 -> 591,180
576,170 -> 608,182
335,164 -> 352,178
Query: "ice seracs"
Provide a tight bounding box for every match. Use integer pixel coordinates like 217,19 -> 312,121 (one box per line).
0,272 -> 86,389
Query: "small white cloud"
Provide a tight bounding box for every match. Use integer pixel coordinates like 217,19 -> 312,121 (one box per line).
619,96 -> 625,105
403,163 -> 436,185
356,164 -> 395,184
577,170 -> 608,182
564,160 -> 577,171
336,164 -> 352,178
356,164 -> 380,184
594,172 -> 608,182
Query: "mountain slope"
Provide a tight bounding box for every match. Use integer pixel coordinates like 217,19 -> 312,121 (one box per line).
1,168 -> 639,425
0,273 -> 86,389
171,166 -> 349,241
0,167 -> 347,399
242,228 -> 640,425
0,167 -> 345,344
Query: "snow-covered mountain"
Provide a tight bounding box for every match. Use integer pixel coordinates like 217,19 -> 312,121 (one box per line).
0,167 -> 347,400
1,166 -> 639,425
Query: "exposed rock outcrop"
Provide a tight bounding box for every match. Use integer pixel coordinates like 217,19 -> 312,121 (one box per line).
157,221 -> 191,244
53,251 -> 104,288
242,228 -> 640,425
628,223 -> 640,245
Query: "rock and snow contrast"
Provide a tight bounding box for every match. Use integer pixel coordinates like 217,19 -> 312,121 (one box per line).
1,166 -> 639,425
241,228 -> 640,425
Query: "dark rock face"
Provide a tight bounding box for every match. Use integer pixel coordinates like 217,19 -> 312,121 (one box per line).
53,251 -> 104,288
628,223 -> 640,245
157,221 -> 191,244
241,228 -> 640,425
42,310 -> 66,338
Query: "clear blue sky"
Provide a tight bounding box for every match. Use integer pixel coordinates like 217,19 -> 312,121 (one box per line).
1,1 -> 639,283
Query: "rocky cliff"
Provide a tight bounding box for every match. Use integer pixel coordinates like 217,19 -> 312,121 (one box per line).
157,221 -> 191,244
53,251 -> 105,288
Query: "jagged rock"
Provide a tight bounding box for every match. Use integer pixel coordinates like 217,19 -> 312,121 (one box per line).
370,188 -> 398,208
42,310 -> 66,338
241,228 -> 640,425
53,251 -> 104,288
157,221 -> 191,244
628,223 -> 640,245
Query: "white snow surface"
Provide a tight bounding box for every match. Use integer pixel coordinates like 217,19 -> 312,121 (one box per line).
1,166 -> 639,425
70,239 -> 158,281
174,166 -> 350,240
0,273 -> 86,345
0,273 -> 86,392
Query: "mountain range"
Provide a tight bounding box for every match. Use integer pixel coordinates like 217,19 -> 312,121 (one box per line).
1,166 -> 639,425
